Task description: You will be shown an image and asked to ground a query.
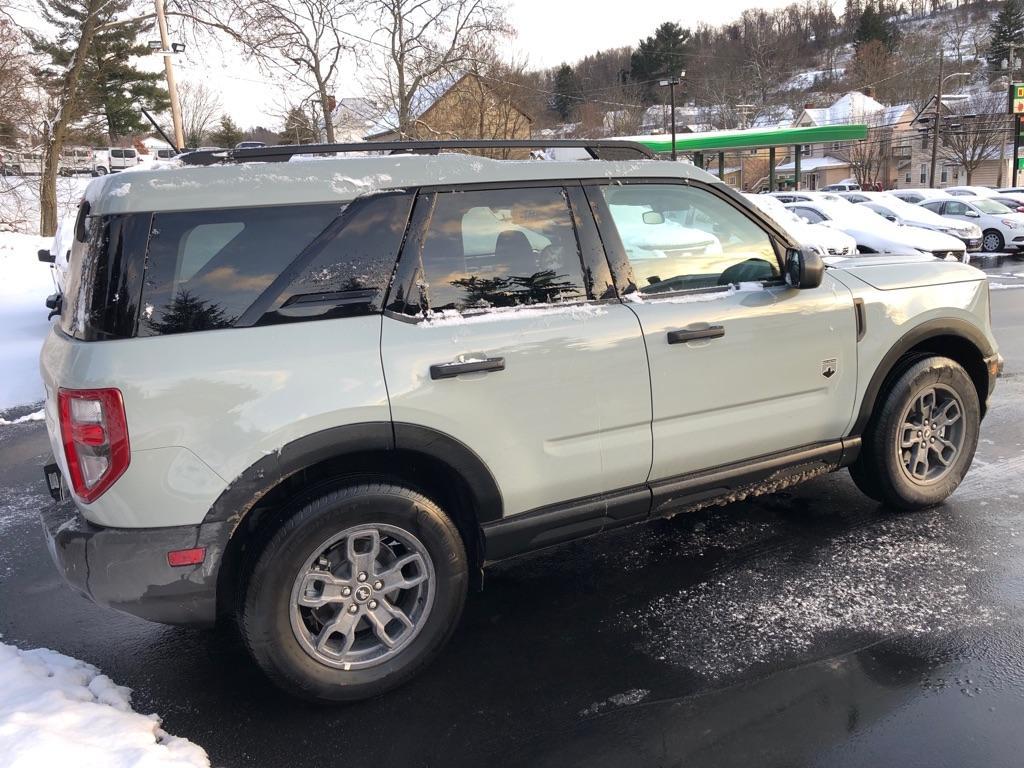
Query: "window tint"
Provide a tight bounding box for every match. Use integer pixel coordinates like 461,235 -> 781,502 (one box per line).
140,203 -> 346,335
922,201 -> 943,213
600,184 -> 779,294
111,149 -> 123,158
415,187 -> 587,314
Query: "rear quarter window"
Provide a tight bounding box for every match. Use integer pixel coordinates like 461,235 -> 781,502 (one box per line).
139,194 -> 413,335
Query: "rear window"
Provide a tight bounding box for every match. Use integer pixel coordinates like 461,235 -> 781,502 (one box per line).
139,195 -> 413,335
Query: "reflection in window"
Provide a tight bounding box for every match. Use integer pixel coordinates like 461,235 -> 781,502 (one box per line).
419,187 -> 587,313
600,184 -> 778,294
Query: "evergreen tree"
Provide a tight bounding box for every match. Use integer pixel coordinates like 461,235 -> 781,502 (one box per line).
31,0 -> 168,143
854,1 -> 900,52
987,0 -> 1024,73
280,106 -> 319,144
551,64 -> 580,121
208,114 -> 244,148
629,22 -> 691,105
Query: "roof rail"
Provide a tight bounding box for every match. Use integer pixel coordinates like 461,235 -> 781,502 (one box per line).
177,139 -> 656,166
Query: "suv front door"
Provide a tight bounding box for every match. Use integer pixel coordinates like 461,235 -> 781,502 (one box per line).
587,180 -> 858,495
381,183 -> 653,525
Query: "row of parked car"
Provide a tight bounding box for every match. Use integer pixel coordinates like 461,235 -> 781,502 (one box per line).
1,141 -> 269,178
755,184 -> 1024,258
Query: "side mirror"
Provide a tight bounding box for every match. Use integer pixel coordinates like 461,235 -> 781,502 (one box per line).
37,248 -> 55,264
966,210 -> 980,218
886,215 -> 898,223
642,211 -> 665,225
785,247 -> 824,290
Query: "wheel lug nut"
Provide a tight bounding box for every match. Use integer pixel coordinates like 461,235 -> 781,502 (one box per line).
341,586 -> 352,597
348,604 -> 358,614
357,572 -> 368,582
373,580 -> 383,590
368,600 -> 378,609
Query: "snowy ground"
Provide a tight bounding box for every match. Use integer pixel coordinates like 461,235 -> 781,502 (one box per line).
0,642 -> 209,767
0,232 -> 57,411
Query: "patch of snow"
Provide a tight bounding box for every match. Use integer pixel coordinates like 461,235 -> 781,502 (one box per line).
419,302 -> 608,327
626,515 -> 1000,681
989,282 -> 1024,290
0,642 -> 209,767
579,688 -> 650,717
108,182 -> 131,197
0,231 -> 56,409
0,409 -> 44,425
330,173 -> 394,194
625,282 -> 764,304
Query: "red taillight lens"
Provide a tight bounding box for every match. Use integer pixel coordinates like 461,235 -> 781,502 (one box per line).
57,388 -> 130,503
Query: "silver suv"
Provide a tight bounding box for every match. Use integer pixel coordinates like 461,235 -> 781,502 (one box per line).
39,140 -> 1002,701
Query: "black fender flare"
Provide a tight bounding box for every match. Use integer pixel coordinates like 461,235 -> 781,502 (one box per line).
850,318 -> 993,436
203,422 -> 503,527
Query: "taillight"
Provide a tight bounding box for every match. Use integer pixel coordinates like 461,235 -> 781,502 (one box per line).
58,388 -> 130,503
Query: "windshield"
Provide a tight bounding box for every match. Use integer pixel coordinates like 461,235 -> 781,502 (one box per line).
973,198 -> 1012,214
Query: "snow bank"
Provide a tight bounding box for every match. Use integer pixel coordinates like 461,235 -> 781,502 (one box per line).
0,642 -> 209,767
0,409 -> 44,425
0,232 -> 55,409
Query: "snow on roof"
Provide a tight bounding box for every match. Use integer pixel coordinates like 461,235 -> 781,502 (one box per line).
365,74 -> 461,137
798,91 -> 887,127
775,154 -> 849,171
752,107 -> 795,129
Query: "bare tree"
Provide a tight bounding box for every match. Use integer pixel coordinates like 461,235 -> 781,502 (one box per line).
177,80 -> 221,147
941,94 -> 1006,185
0,18 -> 36,143
360,0 -> 510,137
172,0 -> 355,142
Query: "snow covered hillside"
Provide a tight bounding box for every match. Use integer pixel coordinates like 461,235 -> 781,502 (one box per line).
0,642 -> 209,767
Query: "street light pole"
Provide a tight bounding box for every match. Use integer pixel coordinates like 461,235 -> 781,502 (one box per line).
929,53 -> 944,187
154,0 -> 184,150
659,71 -> 685,161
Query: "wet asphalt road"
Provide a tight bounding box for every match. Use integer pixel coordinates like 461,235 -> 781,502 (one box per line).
2,274 -> 1024,767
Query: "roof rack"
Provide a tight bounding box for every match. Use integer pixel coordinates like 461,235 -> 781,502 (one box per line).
177,139 -> 656,166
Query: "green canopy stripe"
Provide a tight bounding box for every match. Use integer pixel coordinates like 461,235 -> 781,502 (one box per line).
627,124 -> 869,153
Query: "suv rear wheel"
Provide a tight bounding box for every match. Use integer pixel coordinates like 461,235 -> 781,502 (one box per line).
850,356 -> 980,510
239,483 -> 468,701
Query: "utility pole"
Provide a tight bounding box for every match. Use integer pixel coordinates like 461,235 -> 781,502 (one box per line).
930,52 -> 944,188
154,0 -> 184,150
659,71 -> 685,161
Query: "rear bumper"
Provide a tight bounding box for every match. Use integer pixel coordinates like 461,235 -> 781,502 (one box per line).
963,237 -> 982,252
40,499 -> 229,626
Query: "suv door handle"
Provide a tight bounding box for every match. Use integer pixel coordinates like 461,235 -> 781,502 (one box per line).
667,325 -> 725,344
430,357 -> 506,380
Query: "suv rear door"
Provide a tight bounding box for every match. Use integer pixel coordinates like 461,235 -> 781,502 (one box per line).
586,180 -> 858,501
381,183 -> 652,523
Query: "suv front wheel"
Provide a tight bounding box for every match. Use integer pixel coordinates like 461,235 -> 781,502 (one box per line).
850,355 -> 980,510
240,483 -> 468,701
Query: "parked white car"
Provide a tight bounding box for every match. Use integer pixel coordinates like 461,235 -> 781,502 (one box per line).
987,193 -> 1024,214
93,147 -> 140,175
944,185 -> 998,198
745,194 -> 858,257
889,188 -> 953,205
821,181 -> 861,192
769,190 -> 851,205
919,196 -> 1024,252
852,192 -> 982,251
786,199 -> 967,259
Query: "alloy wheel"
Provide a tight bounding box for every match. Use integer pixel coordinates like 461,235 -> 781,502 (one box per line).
289,524 -> 435,670
895,383 -> 966,485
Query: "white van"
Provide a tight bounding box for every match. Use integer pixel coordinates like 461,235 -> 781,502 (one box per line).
94,147 -> 140,174
59,147 -> 94,176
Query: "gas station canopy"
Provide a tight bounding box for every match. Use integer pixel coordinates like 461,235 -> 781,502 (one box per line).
622,124 -> 869,154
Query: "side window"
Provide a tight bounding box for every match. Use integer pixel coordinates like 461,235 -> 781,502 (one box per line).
140,203 -> 346,335
945,201 -> 968,215
792,206 -> 826,224
111,149 -> 123,159
598,183 -> 779,294
921,201 -> 943,213
415,187 -> 588,315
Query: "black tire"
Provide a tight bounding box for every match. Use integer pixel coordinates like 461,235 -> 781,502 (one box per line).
239,483 -> 468,701
982,229 -> 1004,253
850,356 -> 980,510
